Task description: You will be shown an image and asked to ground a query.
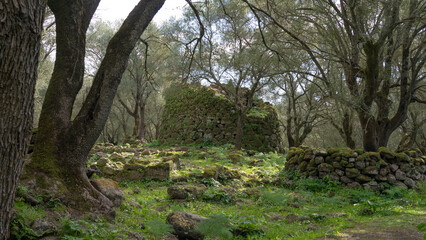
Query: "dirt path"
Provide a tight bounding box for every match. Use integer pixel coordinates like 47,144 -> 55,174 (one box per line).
333,225 -> 424,240
318,210 -> 426,240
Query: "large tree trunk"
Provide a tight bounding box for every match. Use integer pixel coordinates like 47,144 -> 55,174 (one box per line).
330,111 -> 356,149
0,1 -> 45,239
26,0 -> 165,215
137,104 -> 147,141
359,112 -> 379,152
133,115 -> 141,137
235,110 -> 244,150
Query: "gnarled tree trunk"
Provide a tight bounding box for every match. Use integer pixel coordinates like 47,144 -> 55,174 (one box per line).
25,0 -> 165,215
0,1 -> 45,239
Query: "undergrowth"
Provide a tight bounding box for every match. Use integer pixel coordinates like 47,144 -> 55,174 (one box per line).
11,144 -> 426,239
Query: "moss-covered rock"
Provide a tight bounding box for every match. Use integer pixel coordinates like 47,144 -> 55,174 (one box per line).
167,183 -> 207,200
363,166 -> 379,175
318,163 -> 333,173
203,165 -> 219,179
345,168 -> 360,178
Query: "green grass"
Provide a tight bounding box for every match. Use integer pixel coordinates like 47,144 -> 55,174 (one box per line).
12,144 -> 426,239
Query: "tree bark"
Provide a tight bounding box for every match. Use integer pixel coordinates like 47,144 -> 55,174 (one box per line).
27,0 -> 165,214
235,109 -> 245,150
137,104 -> 147,141
0,1 -> 45,239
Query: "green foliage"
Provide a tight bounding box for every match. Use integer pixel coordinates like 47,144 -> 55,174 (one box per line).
88,154 -> 100,164
247,107 -> 268,118
16,184 -> 29,196
417,222 -> 426,239
261,191 -> 288,206
279,169 -> 301,180
255,152 -> 286,167
10,201 -> 48,239
60,218 -> 87,238
13,201 -> 46,226
358,196 -> 394,216
44,197 -> 62,208
201,178 -> 221,187
344,188 -> 375,204
59,218 -> 123,240
382,186 -> 408,199
195,215 -> 233,239
146,219 -> 173,237
200,137 -> 213,148
230,215 -> 266,237
10,217 -> 40,240
147,139 -> 161,147
11,144 -> 426,240
295,177 -> 340,193
202,188 -> 233,204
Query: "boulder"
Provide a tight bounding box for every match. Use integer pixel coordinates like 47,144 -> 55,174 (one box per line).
329,173 -> 340,182
218,167 -> 241,180
347,182 -> 361,189
335,169 -> 345,176
110,152 -> 126,163
146,162 -> 171,180
128,171 -> 145,181
176,146 -> 189,152
394,181 -> 408,189
124,163 -> 146,171
163,155 -> 181,170
390,164 -> 399,172
203,165 -> 219,179
102,166 -> 116,176
166,212 -> 207,240
404,178 -> 416,188
313,150 -> 328,157
356,174 -> 371,183
141,149 -> 151,155
395,169 -> 406,181
363,166 -> 378,175
96,157 -> 110,167
379,148 -> 395,160
96,152 -> 109,159
375,175 -> 388,182
354,160 -> 366,169
363,181 -> 378,191
379,167 -> 389,176
31,219 -> 57,236
332,162 -> 343,170
340,176 -> 352,184
90,178 -> 123,207
318,163 -> 333,172
167,183 -> 206,200
387,174 -> 396,183
345,168 -> 360,178
314,157 -> 324,164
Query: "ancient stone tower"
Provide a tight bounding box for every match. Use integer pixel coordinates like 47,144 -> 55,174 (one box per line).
159,84 -> 281,152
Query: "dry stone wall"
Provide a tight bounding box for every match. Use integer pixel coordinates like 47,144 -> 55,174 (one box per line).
159,84 -> 281,152
285,147 -> 425,190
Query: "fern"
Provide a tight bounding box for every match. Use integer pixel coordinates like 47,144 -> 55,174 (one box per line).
195,215 -> 233,239
146,219 -> 173,237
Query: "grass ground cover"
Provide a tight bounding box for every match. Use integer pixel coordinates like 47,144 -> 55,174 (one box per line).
11,144 -> 426,239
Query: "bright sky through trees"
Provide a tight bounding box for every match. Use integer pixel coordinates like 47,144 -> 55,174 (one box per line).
95,0 -> 186,23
